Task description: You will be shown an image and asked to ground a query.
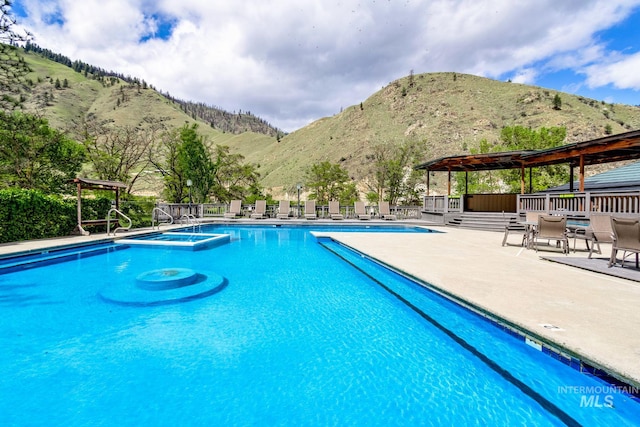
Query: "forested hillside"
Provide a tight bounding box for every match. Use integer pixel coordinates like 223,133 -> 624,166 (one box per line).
7,43 -> 640,198
23,43 -> 282,137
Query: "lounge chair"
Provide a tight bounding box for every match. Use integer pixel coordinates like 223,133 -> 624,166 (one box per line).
572,213 -> 614,257
329,201 -> 344,220
276,200 -> 290,219
608,217 -> 640,268
532,215 -> 568,254
501,212 -> 526,247
250,200 -> 267,219
378,201 -> 397,220
224,200 -> 242,218
304,200 -> 317,220
354,201 -> 371,220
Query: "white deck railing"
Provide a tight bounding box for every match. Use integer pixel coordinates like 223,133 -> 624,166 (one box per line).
421,191 -> 640,218
157,203 -> 422,220
422,195 -> 464,213
517,191 -> 640,217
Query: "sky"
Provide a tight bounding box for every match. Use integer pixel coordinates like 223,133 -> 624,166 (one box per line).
10,0 -> 640,133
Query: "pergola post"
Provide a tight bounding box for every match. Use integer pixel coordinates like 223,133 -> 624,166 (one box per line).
73,182 -> 89,236
520,164 -> 525,194
569,165 -> 574,192
465,171 -> 468,195
71,178 -> 127,236
426,171 -> 430,196
579,154 -> 585,192
447,168 -> 451,195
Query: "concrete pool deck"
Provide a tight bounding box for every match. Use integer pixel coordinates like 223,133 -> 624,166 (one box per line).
323,225 -> 640,390
1,221 -> 639,389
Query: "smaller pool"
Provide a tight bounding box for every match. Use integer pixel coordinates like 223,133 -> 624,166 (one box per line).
115,232 -> 230,250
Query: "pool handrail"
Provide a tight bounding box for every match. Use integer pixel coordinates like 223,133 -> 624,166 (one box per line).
107,208 -> 132,236
152,207 -> 174,230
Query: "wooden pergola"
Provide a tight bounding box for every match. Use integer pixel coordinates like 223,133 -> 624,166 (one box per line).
414,129 -> 640,195
72,177 -> 128,235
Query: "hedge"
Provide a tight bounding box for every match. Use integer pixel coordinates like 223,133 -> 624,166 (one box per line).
0,189 -> 111,244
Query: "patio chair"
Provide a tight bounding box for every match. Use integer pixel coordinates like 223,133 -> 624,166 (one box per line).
354,201 -> 371,220
378,201 -> 397,220
522,211 -> 540,248
276,200 -> 290,219
304,200 -> 317,220
572,213 -> 614,258
501,212 -> 526,247
532,215 -> 569,254
329,201 -> 344,220
250,200 -> 267,219
223,200 -> 242,219
608,217 -> 640,268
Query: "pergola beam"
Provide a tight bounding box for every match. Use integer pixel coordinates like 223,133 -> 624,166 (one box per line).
414,129 -> 640,194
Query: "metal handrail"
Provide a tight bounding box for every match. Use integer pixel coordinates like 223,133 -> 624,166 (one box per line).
179,214 -> 201,232
107,208 -> 132,236
152,207 -> 174,230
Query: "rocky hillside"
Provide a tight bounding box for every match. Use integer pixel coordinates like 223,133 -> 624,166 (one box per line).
12,48 -> 640,197
240,72 -> 640,195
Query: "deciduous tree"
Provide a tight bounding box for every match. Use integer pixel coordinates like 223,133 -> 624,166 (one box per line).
176,124 -> 215,203
499,126 -> 568,193
305,161 -> 356,205
0,111 -> 84,193
76,115 -> 162,193
368,138 -> 428,204
209,144 -> 261,203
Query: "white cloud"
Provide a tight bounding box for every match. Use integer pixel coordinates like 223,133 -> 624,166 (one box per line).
13,0 -> 640,131
583,52 -> 640,90
510,69 -> 538,85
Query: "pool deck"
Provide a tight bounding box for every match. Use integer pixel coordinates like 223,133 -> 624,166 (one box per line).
2,220 -> 639,389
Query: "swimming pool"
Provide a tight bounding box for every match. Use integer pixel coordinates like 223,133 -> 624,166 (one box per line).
1,224 -> 639,425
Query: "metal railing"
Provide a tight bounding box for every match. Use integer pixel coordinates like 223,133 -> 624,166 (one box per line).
179,213 -> 201,232
151,207 -> 173,230
155,202 -> 422,220
107,208 -> 132,236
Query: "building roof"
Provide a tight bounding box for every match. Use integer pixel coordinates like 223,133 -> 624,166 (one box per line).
414,129 -> 640,172
547,160 -> 640,192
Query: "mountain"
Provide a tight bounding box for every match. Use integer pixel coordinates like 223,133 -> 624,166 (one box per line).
22,43 -> 283,138
12,48 -> 640,197
252,72 -> 640,195
14,46 -> 281,195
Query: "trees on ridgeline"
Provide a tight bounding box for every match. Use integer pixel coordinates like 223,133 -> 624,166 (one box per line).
0,0 -> 32,110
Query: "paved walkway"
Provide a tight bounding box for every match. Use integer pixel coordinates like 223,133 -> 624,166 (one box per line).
2,222 -> 639,389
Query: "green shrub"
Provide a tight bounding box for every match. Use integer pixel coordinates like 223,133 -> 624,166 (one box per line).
0,188 -> 115,243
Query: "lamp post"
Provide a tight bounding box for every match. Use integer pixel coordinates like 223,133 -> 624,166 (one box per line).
296,184 -> 302,218
186,179 -> 192,215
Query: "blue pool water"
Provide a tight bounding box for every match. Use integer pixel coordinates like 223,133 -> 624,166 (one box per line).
1,225 -> 639,426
